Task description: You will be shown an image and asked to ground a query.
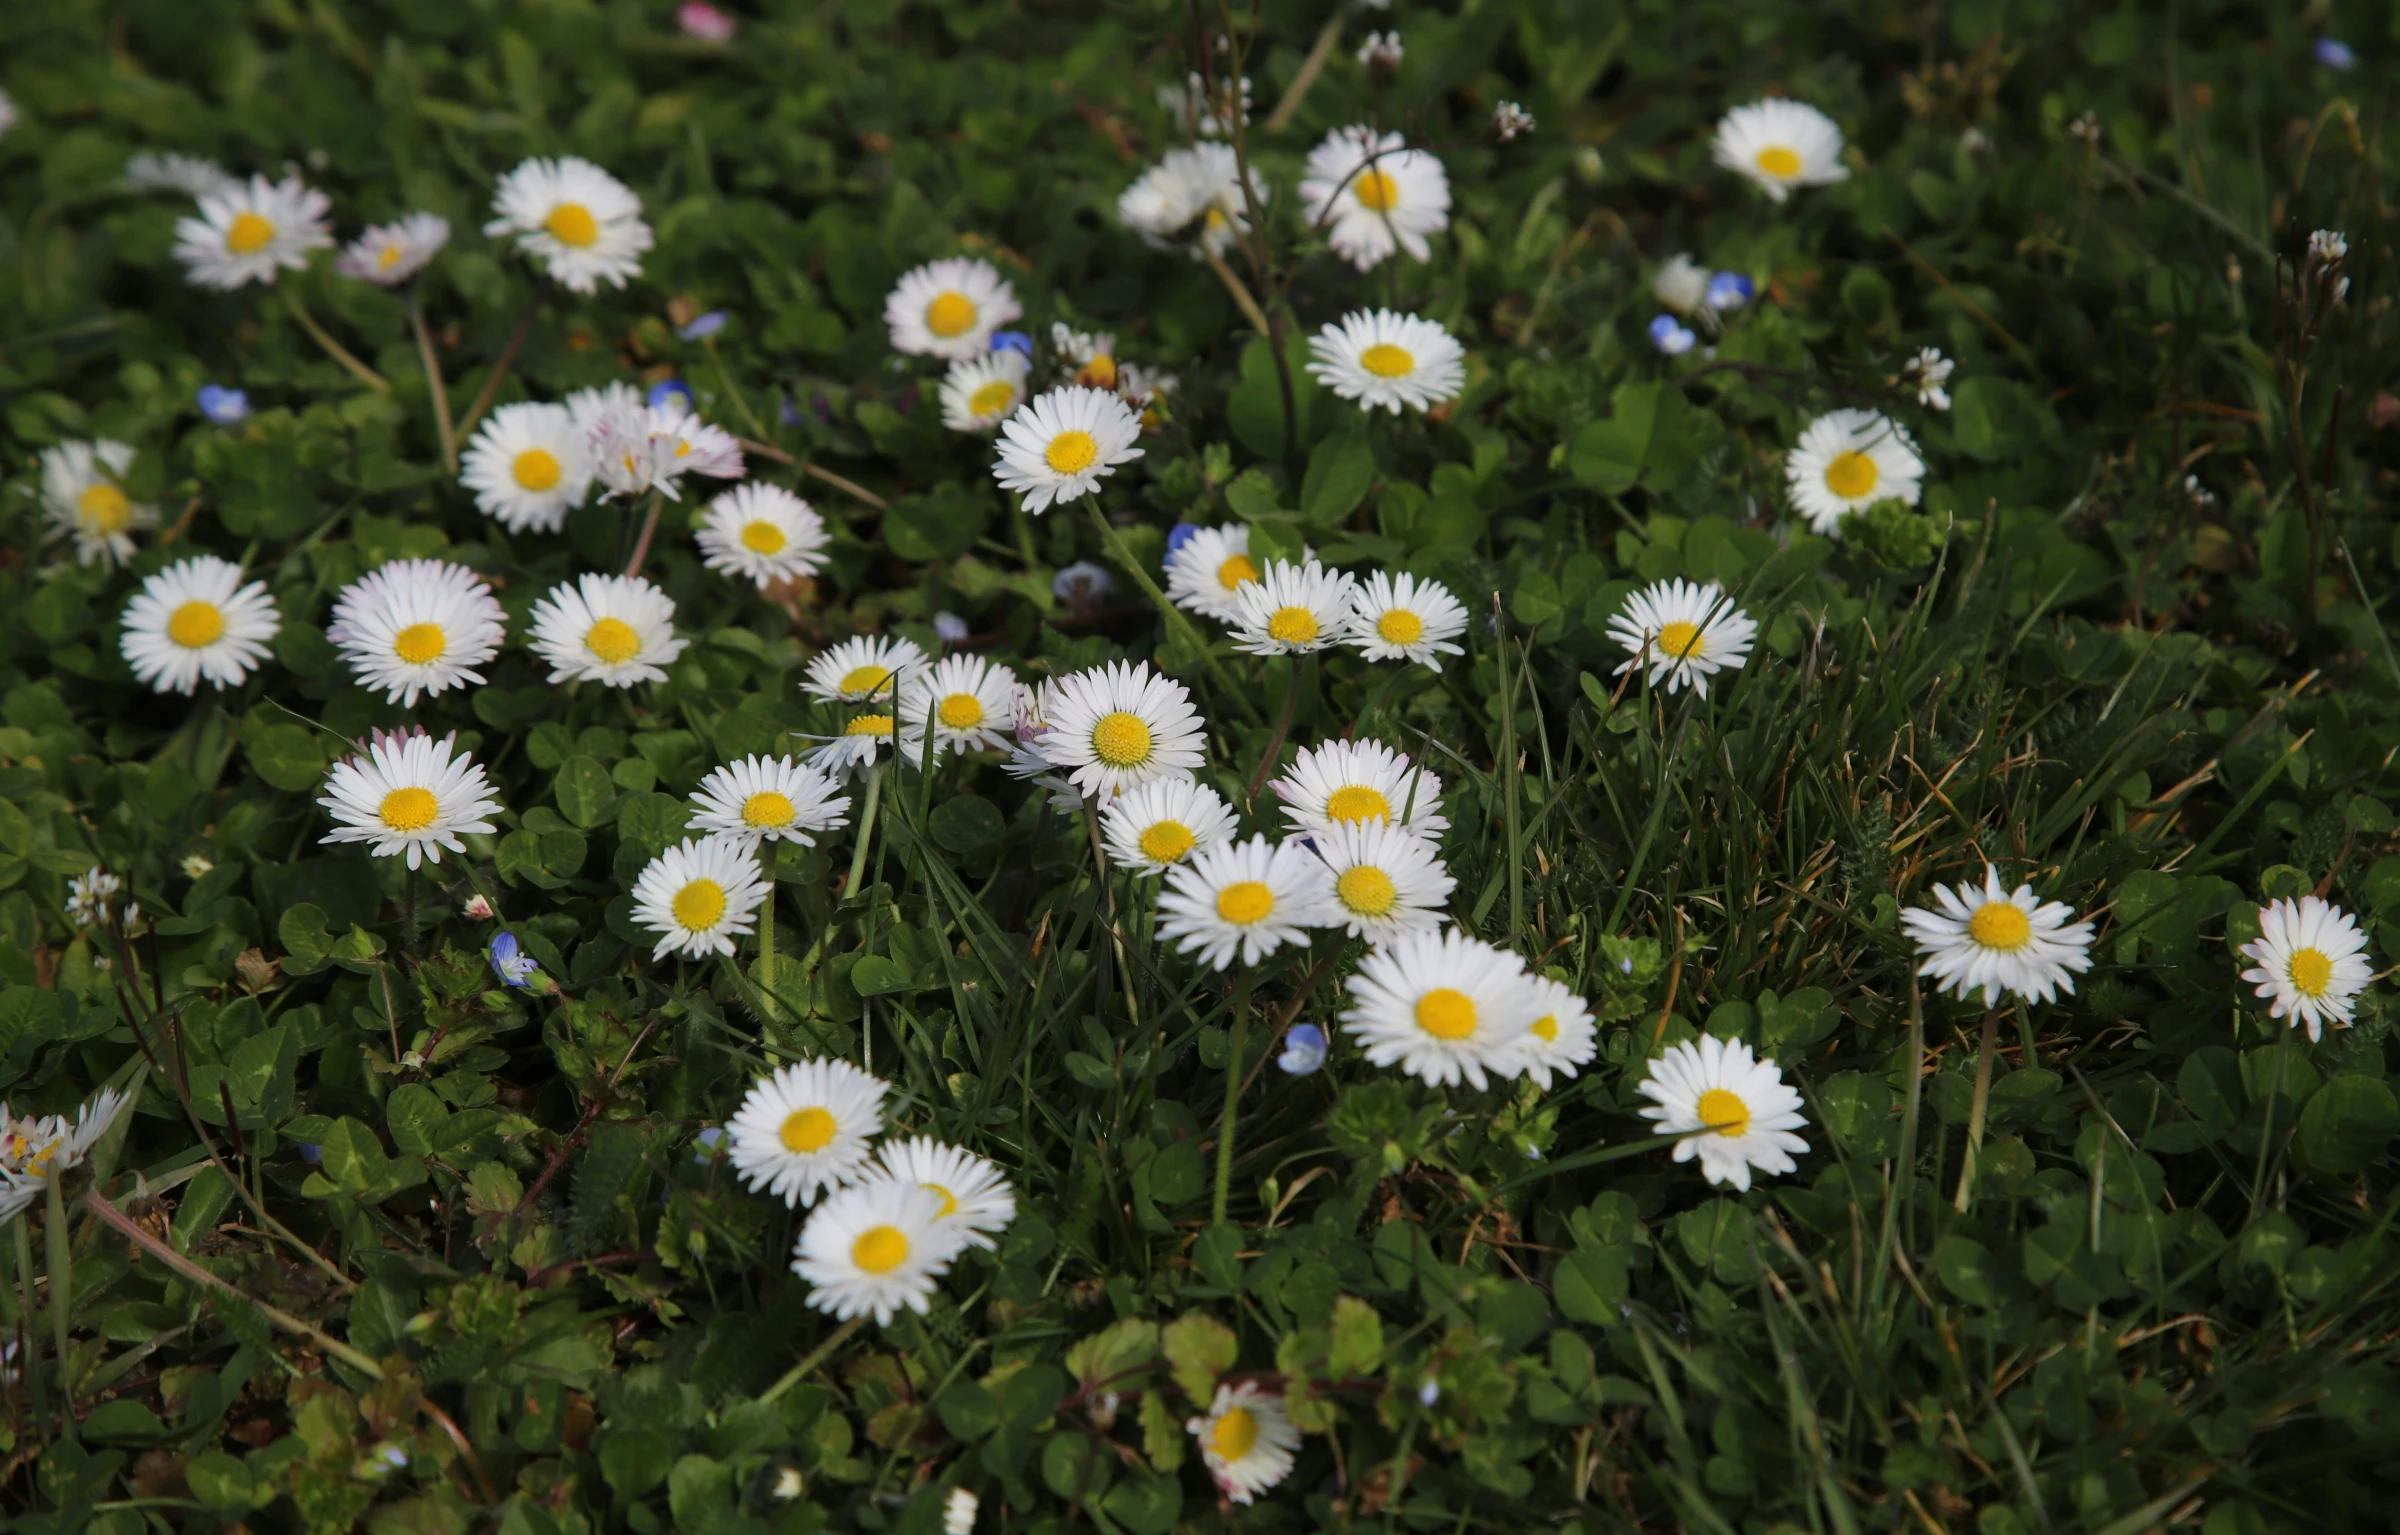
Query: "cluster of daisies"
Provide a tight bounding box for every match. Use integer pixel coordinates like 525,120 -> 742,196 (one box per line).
0,1086 -> 139,1227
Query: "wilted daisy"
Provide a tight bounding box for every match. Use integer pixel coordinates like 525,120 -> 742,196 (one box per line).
1229,560 -> 1358,657
1636,1036 -> 1810,1191
1786,409 -> 1923,535
1301,125 -> 1451,270
483,156 -> 652,293
1116,142 -> 1265,257
41,439 -> 154,568
122,150 -> 238,199
1306,310 -> 1465,415
333,212 -> 451,286
694,483 -> 829,588
1901,347 -> 1955,411
874,1138 -> 1017,1250
460,401 -> 592,535
1186,1382 -> 1301,1507
885,256 -> 1021,361
1164,524 -> 1262,621
792,1180 -> 967,1324
1899,863 -> 2095,1005
2239,896 -> 2373,1042
1343,571 -> 1468,670
119,555 -> 281,694
326,558 -> 507,707
938,349 -> 1031,433
588,395 -> 744,501
1516,975 -> 1598,1090
631,835 -> 770,960
172,174 -> 333,289
1034,660 -> 1207,798
1271,739 -> 1447,839
1606,579 -> 1757,698
64,868 -> 123,929
1099,777 -> 1237,874
1713,100 -> 1850,203
1342,928 -> 1536,1089
688,756 -> 851,849
1312,820 -> 1455,943
526,573 -> 688,688
317,730 -> 503,871
0,1085 -> 138,1187
1157,835 -> 1337,971
728,1057 -> 888,1206
803,634 -> 928,704
807,714 -> 899,777
992,386 -> 1144,514
898,654 -> 1021,757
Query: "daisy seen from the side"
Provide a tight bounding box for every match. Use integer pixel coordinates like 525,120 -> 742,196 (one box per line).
873,1138 -> 1017,1250
1785,408 -> 1923,535
119,555 -> 281,694
1713,100 -> 1850,203
526,573 -> 687,688
1117,142 -> 1265,257
41,439 -> 154,568
484,156 -> 652,293
694,483 -> 829,588
1099,776 -> 1237,874
460,401 -> 592,535
885,256 -> 1021,360
1899,863 -> 2095,1006
2239,895 -> 2374,1042
803,634 -> 928,705
172,174 -> 332,289
1157,834 -> 1336,971
630,835 -> 771,960
938,349 -> 1031,433
1516,975 -> 1598,1090
807,714 -> 899,778
791,1179 -> 968,1324
1032,660 -> 1207,798
1271,739 -> 1447,839
992,386 -> 1144,514
1301,125 -> 1451,270
1165,524 -> 1263,622
1343,571 -> 1468,670
1229,559 -> 1358,657
0,1086 -> 138,1189
1186,1382 -> 1301,1507
688,756 -> 852,850
1636,1035 -> 1810,1191
327,558 -> 508,707
1606,579 -> 1757,698
898,653 -> 1021,757
727,1057 -> 888,1207
317,730 -> 503,871
1340,927 -> 1538,1089
334,212 -> 451,286
1306,309 -> 1465,415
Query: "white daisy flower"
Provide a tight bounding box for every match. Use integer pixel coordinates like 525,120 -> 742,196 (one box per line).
1606,579 -> 1757,698
1653,254 -> 1711,316
1339,927 -> 1537,1089
873,1137 -> 1017,1250
1712,100 -> 1850,203
1636,1036 -> 1810,1191
562,381 -> 646,433
1116,142 -> 1266,257
1032,660 -> 1208,799
1164,524 -> 1262,621
0,1086 -> 138,1188
172,174 -> 333,289
333,212 -> 451,286
688,755 -> 852,849
1902,347 -> 1954,411
884,256 -> 1021,361
792,1179 -> 969,1324
1343,571 -> 1468,670
694,483 -> 829,588
326,558 -> 508,707
119,555 -> 281,695
807,714 -> 898,777
727,1057 -> 888,1206
992,386 -> 1145,515
1300,125 -> 1451,271
1311,819 -> 1455,943
588,395 -> 744,502
898,654 -> 1021,757
122,150 -> 237,200
1185,1382 -> 1301,1507
938,349 -> 1031,433
2239,896 -> 2373,1042
1229,559 -> 1358,657
317,730 -> 504,871
460,401 -> 593,535
1785,408 -> 1923,536
483,156 -> 652,293
1270,740 -> 1447,839
631,835 -> 770,960
942,1489 -> 979,1535
525,573 -> 687,688
1515,975 -> 1598,1090
1156,834 -> 1336,971
1899,864 -> 2095,1006
64,868 -> 123,929
40,439 -> 155,568
1305,309 -> 1465,415
1099,777 -> 1237,874
803,635 -> 928,705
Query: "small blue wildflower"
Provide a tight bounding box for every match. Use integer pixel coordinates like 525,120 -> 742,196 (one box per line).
2315,38 -> 2356,70
778,395 -> 806,427
1278,1024 -> 1328,1076
678,310 -> 729,341
1703,271 -> 1754,310
1053,560 -> 1114,605
693,1125 -> 726,1162
647,378 -> 696,413
1165,521 -> 1201,561
1417,1379 -> 1440,1408
989,330 -> 1034,359
197,384 -> 251,425
489,930 -> 540,989
298,1143 -> 323,1164
1648,314 -> 1697,356
933,611 -> 970,644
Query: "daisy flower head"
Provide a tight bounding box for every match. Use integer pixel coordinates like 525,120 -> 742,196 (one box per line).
317,730 -> 503,871
326,558 -> 508,707
1654,254 -> 1710,315
1312,819 -> 1456,943
1116,142 -> 1265,257
1032,660 -> 1208,798
334,212 -> 451,286
1899,863 -> 2095,1006
1229,559 -> 1358,657
992,386 -> 1144,514
589,395 -> 744,501
942,1490 -> 979,1535
1301,125 -> 1451,271
460,401 -> 593,535
172,174 -> 333,289
41,439 -> 155,568
526,573 -> 687,688
1343,570 -> 1468,670
1305,309 -> 1465,415
727,1056 -> 888,1207
631,835 -> 771,960
1606,579 -> 1757,698
64,868 -> 124,929
1271,739 -> 1447,840
483,156 -> 652,293
123,151 -> 238,199
1713,100 -> 1850,203
694,483 -> 829,588
1637,1035 -> 1809,1191
939,348 -> 1031,433
119,555 -> 281,694
2239,896 -> 2373,1042
1341,928 -> 1537,1089
1186,1382 -> 1301,1507
898,653 -> 1021,757
1164,523 -> 1263,622
793,1178 -> 968,1324
803,634 -> 928,705
1156,834 -> 1337,971
1785,408 -> 1923,536
688,755 -> 851,849
807,713 -> 899,778
874,1137 -> 1017,1250
885,256 -> 1021,361
1099,776 -> 1238,874
0,1085 -> 138,1187
1516,975 -> 1598,1090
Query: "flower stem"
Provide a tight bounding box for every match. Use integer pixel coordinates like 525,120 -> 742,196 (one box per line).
1213,969 -> 1255,1226
1082,501 -> 1263,726
401,864 -> 419,963
282,289 -> 389,392
623,490 -> 666,579
13,1217 -> 48,1446
1951,1003 -> 2004,1214
758,1316 -> 866,1405
45,1177 -> 75,1443
843,766 -> 884,904
407,291 -> 459,474
756,838 -> 781,1023
456,294 -> 540,438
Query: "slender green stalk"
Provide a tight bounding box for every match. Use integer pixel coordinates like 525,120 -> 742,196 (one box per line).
1951,1004 -> 2004,1213
12,1217 -> 47,1445
843,766 -> 884,903
757,838 -> 781,1023
282,290 -> 389,391
1213,969 -> 1255,1226
759,1315 -> 866,1404
1083,501 -> 1264,726
45,1178 -> 75,1443
704,334 -> 770,441
406,291 -> 458,473
400,864 -> 418,963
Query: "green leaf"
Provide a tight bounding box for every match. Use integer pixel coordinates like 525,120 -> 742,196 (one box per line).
2299,1075 -> 2400,1175
245,722 -> 332,793
937,1380 -> 1000,1441
1933,1236 -> 1997,1306
848,954 -> 912,996
311,1116 -> 390,1194
385,1084 -> 452,1158
1161,1314 -> 1237,1402
1327,1295 -> 1383,1378
1567,381 -> 1662,495
600,1429 -> 675,1499
885,480 -> 990,561
1101,1472 -> 1183,1534
554,755 -> 617,829
1950,375 -> 2046,462
929,795 -> 1005,854
186,1451 -> 271,1512
1066,1317 -> 1161,1388
1552,1247 -> 1628,1324
1300,431 -> 1375,529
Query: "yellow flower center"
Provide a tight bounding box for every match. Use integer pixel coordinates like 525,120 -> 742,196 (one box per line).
1359,343 -> 1415,379
1324,785 -> 1391,825
1754,145 -> 1803,179
378,787 -> 439,832
967,380 -> 1018,418
513,448 -> 561,490
838,664 -> 894,697
925,291 -> 978,338
167,600 -> 225,649
780,1106 -> 836,1153
378,243 -> 406,271
1656,620 -> 1702,659
79,483 -> 132,534
1966,901 -> 2032,952
741,520 -> 787,554
1415,988 -> 1477,1040
585,617 -> 641,665
1216,554 -> 1260,591
1353,168 -> 1400,212
1077,356 -> 1119,390
1531,1014 -> 1558,1042
924,1182 -> 960,1218
1337,866 -> 1399,916
938,693 -> 986,730
544,202 -> 599,247
1376,609 -> 1425,645
1138,820 -> 1196,863
672,878 -> 727,931
1044,429 -> 1099,475
225,212 -> 276,254
1824,450 -> 1880,500
1091,710 -> 1153,766
1697,1087 -> 1751,1137
1267,606 -> 1319,644
846,715 -> 896,737
1216,881 -> 1274,925
2289,947 -> 2334,998
852,1224 -> 910,1274
1212,1407 -> 1260,1462
393,623 -> 446,665
743,791 -> 796,828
